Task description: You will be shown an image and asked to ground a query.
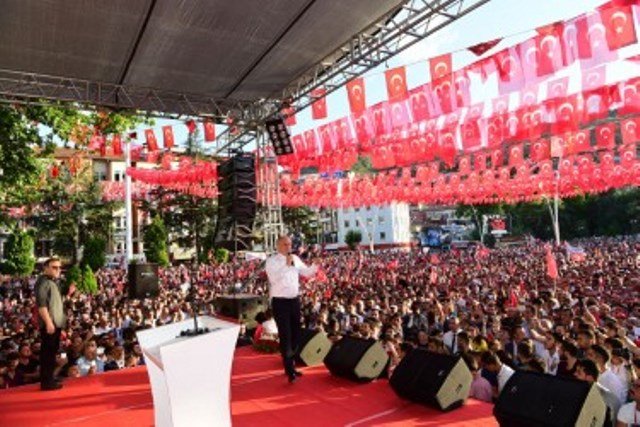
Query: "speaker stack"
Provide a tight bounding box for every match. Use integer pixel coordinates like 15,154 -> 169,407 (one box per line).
494,371 -> 606,427
295,329 -> 333,367
390,350 -> 472,412
215,294 -> 268,328
128,263 -> 160,299
214,153 -> 257,251
323,336 -> 389,383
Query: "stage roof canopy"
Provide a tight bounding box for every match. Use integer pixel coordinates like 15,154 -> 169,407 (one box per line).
0,0 -> 405,104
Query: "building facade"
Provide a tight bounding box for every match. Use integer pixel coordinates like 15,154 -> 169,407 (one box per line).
336,203 -> 412,250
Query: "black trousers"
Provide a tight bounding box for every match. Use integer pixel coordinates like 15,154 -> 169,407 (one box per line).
40,327 -> 61,386
271,297 -> 301,376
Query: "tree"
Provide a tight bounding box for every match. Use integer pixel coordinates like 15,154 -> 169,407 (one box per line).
79,264 -> 98,295
350,155 -> 374,175
64,264 -> 82,296
0,229 -> 36,276
344,229 -> 362,250
82,237 -> 106,271
143,216 -> 170,266
282,206 -> 320,244
214,248 -> 230,264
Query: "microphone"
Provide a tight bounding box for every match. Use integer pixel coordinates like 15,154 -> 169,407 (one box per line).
287,252 -> 294,266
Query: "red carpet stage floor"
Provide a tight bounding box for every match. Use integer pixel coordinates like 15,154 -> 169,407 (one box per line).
0,347 -> 497,426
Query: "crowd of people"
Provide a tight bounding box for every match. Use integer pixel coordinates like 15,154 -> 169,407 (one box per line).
1,235 -> 639,422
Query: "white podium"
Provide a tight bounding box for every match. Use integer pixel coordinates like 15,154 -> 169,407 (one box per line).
136,316 -> 240,427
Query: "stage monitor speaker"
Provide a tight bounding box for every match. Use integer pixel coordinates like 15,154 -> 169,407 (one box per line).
295,329 -> 332,367
215,294 -> 267,328
128,263 -> 159,299
323,336 -> 389,383
494,370 -> 606,427
390,350 -> 472,412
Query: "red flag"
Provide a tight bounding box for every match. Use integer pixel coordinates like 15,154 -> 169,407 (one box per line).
282,107 -> 297,126
408,86 -> 431,121
185,120 -> 196,134
620,143 -> 637,165
112,135 -> 123,156
385,66 -> 408,101
508,144 -> 524,166
429,53 -> 453,81
618,77 -> 640,115
572,130 -> 591,154
145,129 -> 158,151
536,24 -> 566,76
352,112 -> 373,146
621,117 -> 640,144
370,102 -> 392,137
468,38 -> 502,56
389,101 -> 411,130
550,136 -> 564,158
311,88 -> 328,119
582,66 -> 607,91
599,4 -> 637,50
346,77 -> 366,114
531,139 -> 551,161
495,47 -> 525,94
162,125 -> 174,149
547,76 -> 570,99
88,134 -> 103,151
453,69 -> 472,108
461,119 -> 482,152
584,11 -> 619,62
303,129 -> 319,156
204,121 -> 216,142
595,123 -> 616,148
545,246 -> 559,280
491,148 -> 504,168
519,85 -> 540,107
474,152 -> 487,171
432,76 -> 455,114
561,16 -> 592,65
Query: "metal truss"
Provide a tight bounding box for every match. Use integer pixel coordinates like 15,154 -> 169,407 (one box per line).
213,0 -> 492,154
0,69 -> 258,121
255,132 -> 284,253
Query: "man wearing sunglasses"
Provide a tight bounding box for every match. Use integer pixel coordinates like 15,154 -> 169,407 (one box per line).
35,257 -> 67,391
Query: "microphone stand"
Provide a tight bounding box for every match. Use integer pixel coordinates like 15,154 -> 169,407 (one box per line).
179,265 -> 210,337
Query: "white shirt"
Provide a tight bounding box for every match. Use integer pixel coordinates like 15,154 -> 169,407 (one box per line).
542,349 -> 560,375
617,401 -> 640,425
599,369 -> 627,406
497,364 -> 515,393
442,330 -> 459,354
266,253 -> 317,299
262,318 -> 278,335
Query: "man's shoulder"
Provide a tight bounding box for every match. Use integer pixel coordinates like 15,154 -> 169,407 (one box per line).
618,401 -> 636,420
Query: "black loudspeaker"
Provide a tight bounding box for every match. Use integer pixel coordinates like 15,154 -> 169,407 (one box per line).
214,154 -> 256,251
494,371 -> 606,427
265,118 -> 294,156
295,329 -> 333,367
390,350 -> 472,412
215,294 -> 267,328
128,263 -> 159,299
323,336 -> 389,383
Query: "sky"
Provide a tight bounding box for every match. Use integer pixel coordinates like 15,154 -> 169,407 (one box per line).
135,0 -> 626,153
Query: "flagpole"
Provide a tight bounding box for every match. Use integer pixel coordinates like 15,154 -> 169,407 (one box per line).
125,139 -> 133,267
553,168 -> 561,246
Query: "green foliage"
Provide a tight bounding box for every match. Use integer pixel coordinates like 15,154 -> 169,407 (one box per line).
64,264 -> 82,296
214,248 -> 230,264
0,230 -> 36,276
82,237 -> 106,271
282,206 -> 319,244
350,155 -> 374,175
144,216 -> 170,267
78,264 -> 98,295
345,229 -> 362,250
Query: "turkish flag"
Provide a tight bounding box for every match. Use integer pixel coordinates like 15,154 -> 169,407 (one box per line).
492,95 -> 510,115
620,143 -> 637,165
518,84 -> 540,108
204,121 -> 216,142
453,69 -> 472,107
408,86 -> 431,121
458,155 -> 471,174
599,4 -> 637,50
385,66 -> 408,101
621,117 -> 640,143
162,125 -> 174,149
389,101 -> 411,130
461,119 -> 482,152
596,123 -> 616,148
509,144 -> 524,166
430,53 -> 453,81
562,16 -> 592,64
370,102 -> 392,137
530,138 -> 551,161
352,111 -> 374,147
468,38 -> 502,56
572,130 -> 592,153
432,76 -> 455,114
491,148 -> 504,168
303,129 -> 319,156
311,88 -> 328,119
545,246 -> 559,280
145,129 -> 158,151
347,77 -> 366,114
318,124 -> 336,153
600,150 -> 615,169
618,77 -> 640,115
112,134 -> 123,156
547,76 -> 570,99
535,27 -> 566,76
474,152 -> 488,171
438,129 -> 458,167
549,95 -> 581,133
582,66 -> 607,91
559,134 -> 576,156
495,47 -> 525,94
185,120 -> 197,134
517,37 -> 541,83
584,11 -> 618,63
486,114 -> 506,148
333,118 -> 354,149
582,88 -> 610,123
550,136 -> 564,158
282,107 -> 297,126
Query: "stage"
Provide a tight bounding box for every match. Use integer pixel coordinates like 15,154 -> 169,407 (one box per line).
0,346 -> 497,426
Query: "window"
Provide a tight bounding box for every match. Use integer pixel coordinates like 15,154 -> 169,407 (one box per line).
378,216 -> 385,224
355,207 -> 360,212
356,219 -> 360,227
344,220 -> 350,228
379,232 -> 386,240
367,218 -> 373,226
366,206 -> 371,211
114,172 -> 121,182
94,172 -> 107,181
